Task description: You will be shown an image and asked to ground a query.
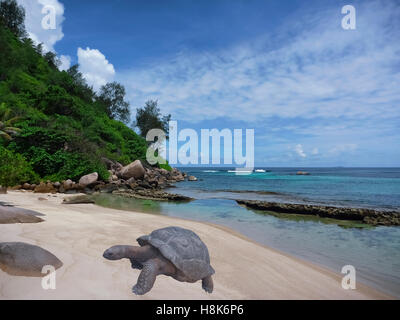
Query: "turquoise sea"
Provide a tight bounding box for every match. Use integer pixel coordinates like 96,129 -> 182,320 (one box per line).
94,168 -> 400,298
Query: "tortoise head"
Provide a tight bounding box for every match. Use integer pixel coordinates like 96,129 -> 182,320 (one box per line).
103,245 -> 127,260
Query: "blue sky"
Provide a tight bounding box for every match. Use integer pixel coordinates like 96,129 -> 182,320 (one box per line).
17,0 -> 400,167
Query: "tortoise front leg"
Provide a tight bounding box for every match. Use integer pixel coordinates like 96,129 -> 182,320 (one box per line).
132,259 -> 160,295
202,275 -> 213,293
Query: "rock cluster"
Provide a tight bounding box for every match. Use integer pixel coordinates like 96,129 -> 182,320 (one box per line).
236,200 -> 400,226
10,159 -> 196,201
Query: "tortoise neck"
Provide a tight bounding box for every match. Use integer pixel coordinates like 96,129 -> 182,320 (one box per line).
123,245 -> 141,259
124,245 -> 159,262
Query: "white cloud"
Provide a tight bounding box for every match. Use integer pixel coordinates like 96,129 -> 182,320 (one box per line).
311,148 -> 319,155
118,1 -> 400,125
59,54 -> 71,71
294,144 -> 306,158
17,0 -> 65,52
329,144 -> 358,155
17,1 -> 116,91
77,47 -> 115,91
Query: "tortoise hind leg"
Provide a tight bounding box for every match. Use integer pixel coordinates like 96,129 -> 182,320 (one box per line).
132,259 -> 159,295
202,275 -> 213,293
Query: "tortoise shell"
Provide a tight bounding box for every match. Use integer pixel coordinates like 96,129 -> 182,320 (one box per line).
137,226 -> 215,280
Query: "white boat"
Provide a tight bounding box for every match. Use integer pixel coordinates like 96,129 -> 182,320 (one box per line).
227,169 -> 253,174
255,169 -> 266,173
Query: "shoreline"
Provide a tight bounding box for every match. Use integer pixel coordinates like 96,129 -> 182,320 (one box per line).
92,192 -> 400,297
0,191 -> 393,299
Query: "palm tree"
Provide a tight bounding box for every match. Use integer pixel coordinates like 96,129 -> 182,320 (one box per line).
0,103 -> 21,140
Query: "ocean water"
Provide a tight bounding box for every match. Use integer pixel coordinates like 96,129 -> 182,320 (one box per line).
94,167 -> 400,298
171,167 -> 400,209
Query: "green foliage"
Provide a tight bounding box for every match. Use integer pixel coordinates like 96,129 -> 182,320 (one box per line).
134,100 -> 171,138
159,161 -> 172,171
43,51 -> 60,70
38,85 -> 75,116
65,64 -> 95,102
98,82 -> 130,123
0,102 -> 21,140
0,146 -> 38,187
42,152 -> 110,183
0,0 -> 26,38
0,21 -> 150,185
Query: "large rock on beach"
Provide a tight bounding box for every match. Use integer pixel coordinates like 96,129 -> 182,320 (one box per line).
63,179 -> 73,190
0,205 -> 44,224
22,183 -> 31,190
120,160 -> 145,180
79,172 -> 98,187
0,242 -> 62,277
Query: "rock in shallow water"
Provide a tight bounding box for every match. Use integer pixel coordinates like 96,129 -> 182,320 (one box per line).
236,200 -> 400,226
62,195 -> 95,204
113,189 -> 193,201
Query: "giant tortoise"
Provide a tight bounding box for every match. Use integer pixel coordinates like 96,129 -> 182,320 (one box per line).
103,226 -> 215,295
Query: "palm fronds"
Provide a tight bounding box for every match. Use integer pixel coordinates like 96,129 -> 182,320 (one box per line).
0,103 -> 22,140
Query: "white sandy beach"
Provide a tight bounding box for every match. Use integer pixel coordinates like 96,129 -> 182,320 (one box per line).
0,191 -> 391,300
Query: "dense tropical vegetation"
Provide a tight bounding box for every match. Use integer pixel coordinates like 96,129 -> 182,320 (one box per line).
0,0 -> 174,187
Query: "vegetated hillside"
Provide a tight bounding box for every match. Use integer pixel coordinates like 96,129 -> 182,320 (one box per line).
0,22 -> 148,185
